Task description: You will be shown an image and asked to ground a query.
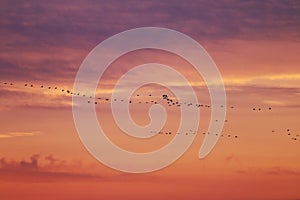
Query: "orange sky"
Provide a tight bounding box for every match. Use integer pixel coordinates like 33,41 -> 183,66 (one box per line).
0,1 -> 300,199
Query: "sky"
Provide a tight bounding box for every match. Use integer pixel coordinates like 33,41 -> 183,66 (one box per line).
0,0 -> 300,199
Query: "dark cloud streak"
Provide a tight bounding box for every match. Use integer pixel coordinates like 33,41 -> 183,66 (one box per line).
0,154 -> 102,182
236,166 -> 300,176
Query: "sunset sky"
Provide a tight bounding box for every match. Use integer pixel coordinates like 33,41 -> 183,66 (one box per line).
0,1 -> 300,199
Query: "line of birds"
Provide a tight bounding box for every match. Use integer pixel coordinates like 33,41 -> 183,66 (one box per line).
0,81 -> 275,111
1,81 -> 211,108
1,81 -> 299,144
253,107 -> 272,111
150,129 -> 239,139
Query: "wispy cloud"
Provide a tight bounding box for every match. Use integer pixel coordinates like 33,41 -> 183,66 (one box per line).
224,73 -> 300,88
0,85 -> 74,110
0,131 -> 42,139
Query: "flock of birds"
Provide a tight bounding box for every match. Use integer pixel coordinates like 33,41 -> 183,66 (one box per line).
271,128 -> 300,142
150,129 -> 239,139
0,81 -> 221,109
0,81 -> 299,143
0,81 -> 273,110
